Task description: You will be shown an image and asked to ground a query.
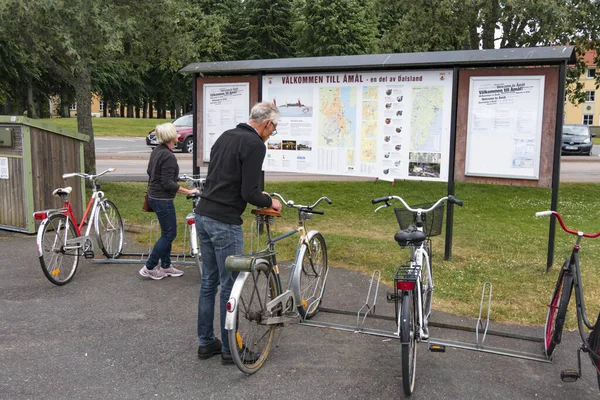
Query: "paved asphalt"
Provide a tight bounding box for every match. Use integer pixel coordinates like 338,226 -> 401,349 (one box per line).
1,229 -> 598,399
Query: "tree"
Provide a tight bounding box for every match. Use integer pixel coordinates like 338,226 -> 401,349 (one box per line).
241,0 -> 296,59
295,0 -> 378,57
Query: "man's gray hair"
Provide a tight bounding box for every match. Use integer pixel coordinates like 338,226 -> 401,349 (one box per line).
249,102 -> 279,123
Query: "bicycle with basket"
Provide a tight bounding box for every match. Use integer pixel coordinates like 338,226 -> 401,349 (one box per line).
371,194 -> 463,396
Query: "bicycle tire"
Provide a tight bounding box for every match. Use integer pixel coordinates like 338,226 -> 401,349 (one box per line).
544,261 -> 573,358
587,311 -> 600,391
94,200 -> 124,258
400,289 -> 417,396
297,232 -> 328,319
229,262 -> 278,374
37,214 -> 79,285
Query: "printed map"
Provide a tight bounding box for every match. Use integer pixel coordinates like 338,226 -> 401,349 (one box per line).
319,87 -> 357,148
410,86 -> 444,152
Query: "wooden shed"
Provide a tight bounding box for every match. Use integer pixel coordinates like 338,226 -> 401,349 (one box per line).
0,116 -> 89,233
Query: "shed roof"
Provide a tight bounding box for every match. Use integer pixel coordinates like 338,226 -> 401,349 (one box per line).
0,116 -> 90,142
180,46 -> 576,76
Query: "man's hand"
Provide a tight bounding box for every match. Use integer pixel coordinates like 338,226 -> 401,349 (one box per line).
271,199 -> 282,212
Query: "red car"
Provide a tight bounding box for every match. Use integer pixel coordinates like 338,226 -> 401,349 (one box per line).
146,114 -> 194,153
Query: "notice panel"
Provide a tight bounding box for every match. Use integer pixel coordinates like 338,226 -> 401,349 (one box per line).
262,70 -> 453,181
465,76 -> 545,179
202,83 -> 250,162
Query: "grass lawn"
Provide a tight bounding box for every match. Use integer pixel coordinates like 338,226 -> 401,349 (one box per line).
41,117 -> 172,137
96,179 -> 600,328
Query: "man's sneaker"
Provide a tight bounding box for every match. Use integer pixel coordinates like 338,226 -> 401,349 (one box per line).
139,266 -> 166,280
198,338 -> 222,359
162,266 -> 184,277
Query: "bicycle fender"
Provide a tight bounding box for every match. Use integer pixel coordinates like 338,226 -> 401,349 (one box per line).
225,271 -> 250,331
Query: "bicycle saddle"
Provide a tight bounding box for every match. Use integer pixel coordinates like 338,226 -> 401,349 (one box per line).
251,207 -> 281,217
394,227 -> 426,247
52,187 -> 72,196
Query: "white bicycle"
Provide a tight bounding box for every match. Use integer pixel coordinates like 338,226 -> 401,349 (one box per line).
179,174 -> 204,277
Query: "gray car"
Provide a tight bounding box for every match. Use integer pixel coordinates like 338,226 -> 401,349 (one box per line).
562,124 -> 594,156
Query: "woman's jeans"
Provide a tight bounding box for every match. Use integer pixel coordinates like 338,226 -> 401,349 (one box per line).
195,215 -> 243,354
146,197 -> 177,269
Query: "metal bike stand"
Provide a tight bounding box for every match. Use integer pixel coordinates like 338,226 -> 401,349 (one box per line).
92,218 -> 200,266
300,277 -> 551,363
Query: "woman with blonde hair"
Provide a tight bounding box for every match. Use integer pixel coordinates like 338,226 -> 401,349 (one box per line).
139,123 -> 199,280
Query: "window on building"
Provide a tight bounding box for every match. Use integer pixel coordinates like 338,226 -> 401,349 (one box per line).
99,101 -> 104,111
585,90 -> 596,102
587,67 -> 596,79
583,114 -> 594,125
69,103 -> 77,111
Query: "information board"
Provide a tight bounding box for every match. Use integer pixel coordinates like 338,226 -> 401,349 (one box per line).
465,76 -> 545,179
261,70 -> 453,181
202,83 -> 250,162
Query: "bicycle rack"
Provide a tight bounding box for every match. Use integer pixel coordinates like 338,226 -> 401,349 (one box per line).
91,218 -> 201,268
300,275 -> 551,364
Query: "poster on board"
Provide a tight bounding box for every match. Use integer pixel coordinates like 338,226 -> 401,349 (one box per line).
465,76 -> 545,180
262,70 -> 453,181
202,83 -> 250,162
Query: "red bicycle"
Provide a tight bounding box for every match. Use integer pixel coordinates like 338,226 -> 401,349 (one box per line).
537,210 -> 600,389
34,169 -> 124,285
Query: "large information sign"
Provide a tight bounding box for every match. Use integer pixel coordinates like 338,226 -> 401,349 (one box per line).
262,70 -> 453,181
202,83 -> 250,162
465,76 -> 545,179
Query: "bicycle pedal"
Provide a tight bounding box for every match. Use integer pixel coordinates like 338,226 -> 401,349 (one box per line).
560,369 -> 579,382
429,344 -> 446,353
83,250 -> 95,259
386,291 -> 399,302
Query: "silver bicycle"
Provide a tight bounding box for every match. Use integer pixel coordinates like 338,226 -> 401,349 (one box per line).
224,193 -> 332,374
371,194 -> 463,396
178,174 -> 204,277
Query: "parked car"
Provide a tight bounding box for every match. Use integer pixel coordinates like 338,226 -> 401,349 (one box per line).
562,124 -> 595,156
146,114 -> 194,153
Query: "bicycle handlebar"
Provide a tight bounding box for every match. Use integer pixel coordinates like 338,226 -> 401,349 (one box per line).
270,193 -> 332,213
371,194 -> 463,213
536,210 -> 600,238
62,168 -> 116,180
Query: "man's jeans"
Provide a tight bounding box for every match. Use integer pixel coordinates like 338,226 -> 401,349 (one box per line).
146,197 -> 177,269
195,215 -> 243,354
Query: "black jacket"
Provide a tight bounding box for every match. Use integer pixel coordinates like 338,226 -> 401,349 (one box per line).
195,123 -> 272,225
146,144 -> 180,199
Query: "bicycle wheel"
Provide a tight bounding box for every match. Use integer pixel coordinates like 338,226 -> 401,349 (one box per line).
37,214 -> 79,285
229,262 -> 278,374
94,199 -> 124,258
297,232 -> 328,319
544,262 -> 573,358
400,289 -> 417,396
587,312 -> 600,390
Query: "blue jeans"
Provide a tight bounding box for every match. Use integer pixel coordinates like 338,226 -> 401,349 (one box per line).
195,215 -> 243,354
146,197 -> 177,269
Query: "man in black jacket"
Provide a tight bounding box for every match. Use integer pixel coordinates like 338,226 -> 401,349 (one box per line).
195,101 -> 282,364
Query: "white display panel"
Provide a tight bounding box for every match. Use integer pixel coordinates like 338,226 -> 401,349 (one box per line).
465,76 -> 545,180
202,83 -> 250,162
261,70 -> 453,181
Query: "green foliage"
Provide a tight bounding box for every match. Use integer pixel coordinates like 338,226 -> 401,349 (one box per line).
241,0 -> 296,59
295,0 -> 379,57
41,117 -> 171,137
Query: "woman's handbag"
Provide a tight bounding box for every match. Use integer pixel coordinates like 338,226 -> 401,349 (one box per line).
142,192 -> 153,212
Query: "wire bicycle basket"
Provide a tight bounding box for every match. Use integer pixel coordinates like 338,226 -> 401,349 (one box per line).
394,202 -> 445,237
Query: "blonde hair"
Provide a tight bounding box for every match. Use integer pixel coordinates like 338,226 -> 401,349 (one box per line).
155,123 -> 178,144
